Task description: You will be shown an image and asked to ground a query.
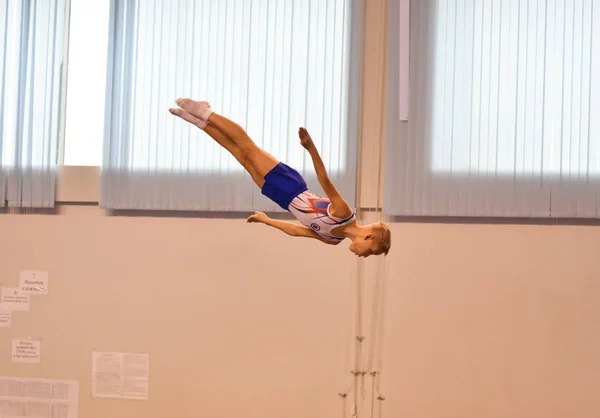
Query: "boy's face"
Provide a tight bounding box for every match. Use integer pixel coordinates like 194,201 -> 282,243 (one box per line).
349,224 -> 386,257
349,236 -> 379,258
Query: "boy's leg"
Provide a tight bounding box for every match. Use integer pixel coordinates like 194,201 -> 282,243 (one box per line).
169,107 -> 267,187
175,98 -> 279,179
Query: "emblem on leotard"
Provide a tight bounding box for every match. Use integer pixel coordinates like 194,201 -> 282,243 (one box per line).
311,223 -> 320,231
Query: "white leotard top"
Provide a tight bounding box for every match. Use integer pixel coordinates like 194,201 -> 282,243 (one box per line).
288,190 -> 355,242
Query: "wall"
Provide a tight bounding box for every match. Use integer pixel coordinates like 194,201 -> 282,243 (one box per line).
2,0 -> 600,418
0,205 -> 356,418
3,210 -> 600,418
381,221 -> 600,417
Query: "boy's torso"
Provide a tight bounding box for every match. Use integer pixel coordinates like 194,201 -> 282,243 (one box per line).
288,190 -> 355,241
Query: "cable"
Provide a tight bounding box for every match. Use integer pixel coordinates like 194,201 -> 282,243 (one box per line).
340,0 -> 390,416
369,0 -> 390,416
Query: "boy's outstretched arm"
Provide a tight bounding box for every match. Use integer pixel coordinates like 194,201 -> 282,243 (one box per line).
298,127 -> 353,218
247,211 -> 339,245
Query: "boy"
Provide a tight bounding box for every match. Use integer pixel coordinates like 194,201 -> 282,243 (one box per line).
169,98 -> 391,257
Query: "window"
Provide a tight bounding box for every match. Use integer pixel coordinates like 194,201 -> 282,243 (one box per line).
0,0 -> 68,207
385,0 -> 600,218
1,0 -> 67,170
105,0 -> 354,173
430,0 -> 600,176
100,0 -> 360,211
2,0 -> 360,209
63,0 -> 110,167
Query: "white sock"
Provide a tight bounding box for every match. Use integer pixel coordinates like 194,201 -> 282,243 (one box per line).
175,98 -> 214,122
199,103 -> 214,122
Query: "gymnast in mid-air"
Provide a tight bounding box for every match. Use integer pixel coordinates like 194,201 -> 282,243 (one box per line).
169,98 -> 391,258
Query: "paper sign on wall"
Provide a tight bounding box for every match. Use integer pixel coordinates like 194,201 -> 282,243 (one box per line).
0,376 -> 79,418
92,351 -> 149,400
1,287 -> 30,312
12,339 -> 41,364
20,270 -> 49,295
0,309 -> 11,327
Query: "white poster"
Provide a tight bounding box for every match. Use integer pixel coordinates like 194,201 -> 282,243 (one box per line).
19,271 -> 49,295
0,376 -> 79,418
0,309 -> 11,327
11,339 -> 41,364
1,287 -> 30,312
92,351 -> 149,400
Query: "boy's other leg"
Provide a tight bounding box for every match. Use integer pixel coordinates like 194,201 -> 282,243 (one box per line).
169,107 -> 267,187
203,125 -> 269,188
175,98 -> 279,179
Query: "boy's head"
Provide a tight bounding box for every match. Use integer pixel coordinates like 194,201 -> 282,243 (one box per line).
349,222 -> 391,258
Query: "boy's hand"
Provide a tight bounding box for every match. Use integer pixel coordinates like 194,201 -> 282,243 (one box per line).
298,127 -> 315,150
247,211 -> 269,223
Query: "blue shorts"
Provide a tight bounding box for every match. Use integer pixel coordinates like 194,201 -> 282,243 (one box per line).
261,162 -> 308,210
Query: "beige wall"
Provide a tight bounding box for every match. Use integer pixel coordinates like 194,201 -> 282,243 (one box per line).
3,210 -> 600,418
382,221 -> 600,417
0,206 -> 356,418
2,1 -> 600,418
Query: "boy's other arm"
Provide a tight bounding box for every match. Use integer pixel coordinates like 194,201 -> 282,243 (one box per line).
247,212 -> 340,245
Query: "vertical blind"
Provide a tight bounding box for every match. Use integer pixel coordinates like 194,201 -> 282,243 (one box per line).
386,0 -> 600,218
0,0 -> 68,208
101,0 -> 360,211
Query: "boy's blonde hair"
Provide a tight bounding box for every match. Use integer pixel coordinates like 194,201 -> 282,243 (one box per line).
372,222 -> 391,255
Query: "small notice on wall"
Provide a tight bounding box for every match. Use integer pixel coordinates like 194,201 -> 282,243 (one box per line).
20,270 -> 49,295
0,376 -> 79,418
92,351 -> 149,400
1,287 -> 30,312
12,339 -> 41,364
0,309 -> 11,327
